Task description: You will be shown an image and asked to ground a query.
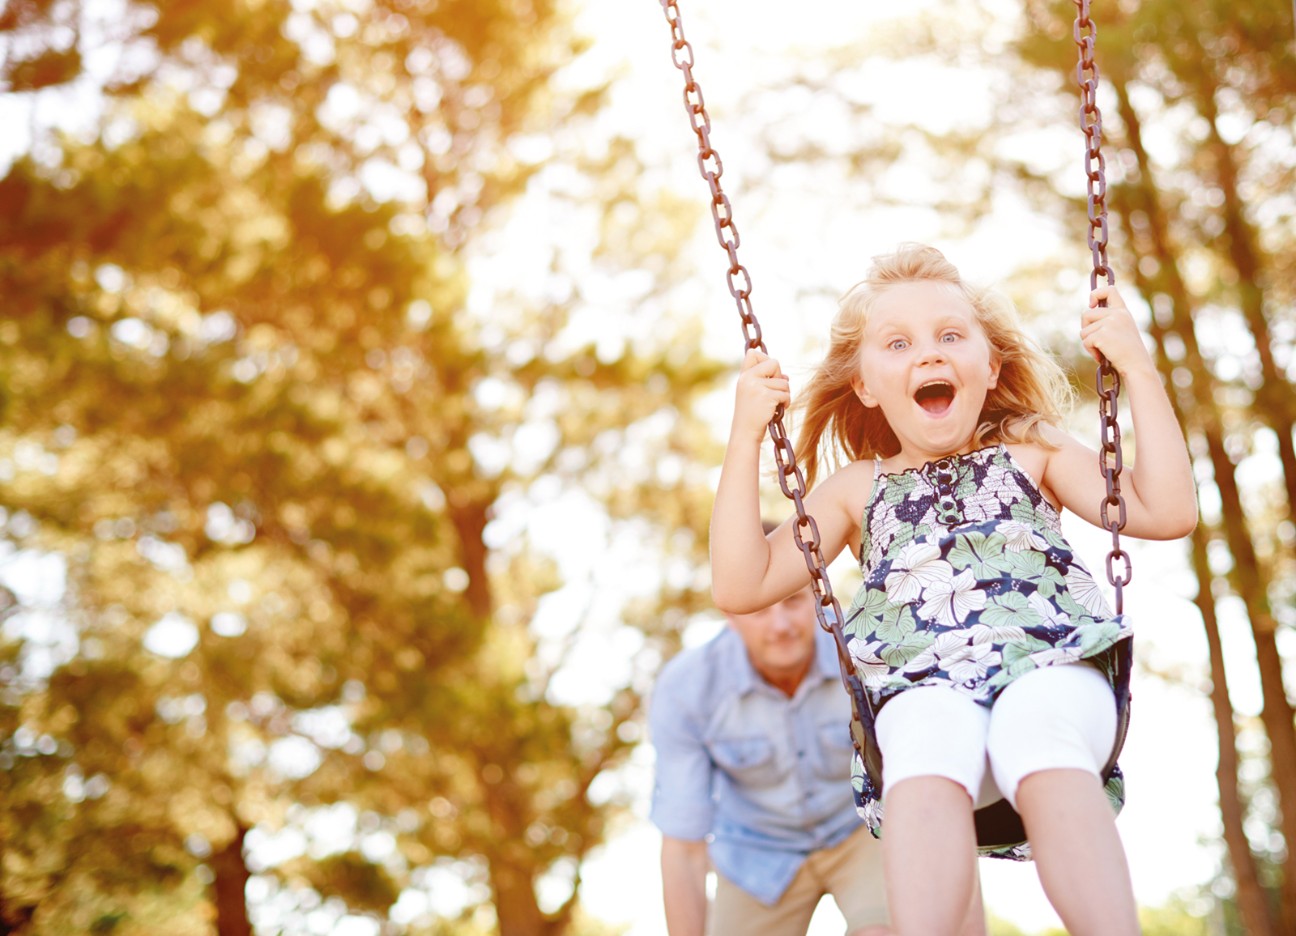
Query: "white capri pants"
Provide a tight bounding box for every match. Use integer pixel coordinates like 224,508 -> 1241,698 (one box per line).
873,663 -> 1117,809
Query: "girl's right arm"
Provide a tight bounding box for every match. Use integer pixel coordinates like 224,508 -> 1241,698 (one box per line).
710,349 -> 859,613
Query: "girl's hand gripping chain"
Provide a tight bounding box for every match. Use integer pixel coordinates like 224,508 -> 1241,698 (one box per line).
1044,283 -> 1197,540
1080,286 -> 1154,380
711,348 -> 801,614
731,349 -> 791,444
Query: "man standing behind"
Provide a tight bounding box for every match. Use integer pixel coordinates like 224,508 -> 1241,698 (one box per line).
648,534 -> 890,936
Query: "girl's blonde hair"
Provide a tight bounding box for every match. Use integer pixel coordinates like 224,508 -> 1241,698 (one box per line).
794,243 -> 1074,488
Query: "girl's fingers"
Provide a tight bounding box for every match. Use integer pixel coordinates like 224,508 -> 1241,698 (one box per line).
1089,284 -> 1128,310
742,356 -> 784,380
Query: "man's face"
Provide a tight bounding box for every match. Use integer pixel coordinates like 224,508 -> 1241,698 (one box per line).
727,586 -> 819,690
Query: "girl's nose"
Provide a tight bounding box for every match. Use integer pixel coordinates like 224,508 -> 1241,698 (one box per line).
916,342 -> 947,365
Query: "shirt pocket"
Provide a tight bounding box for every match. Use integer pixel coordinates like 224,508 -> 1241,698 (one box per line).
814,720 -> 855,781
711,736 -> 781,789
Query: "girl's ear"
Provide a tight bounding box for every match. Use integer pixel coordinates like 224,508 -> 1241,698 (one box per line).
851,375 -> 878,408
987,356 -> 1001,390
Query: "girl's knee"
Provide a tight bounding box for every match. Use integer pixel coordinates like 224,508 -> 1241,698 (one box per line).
1013,765 -> 1105,806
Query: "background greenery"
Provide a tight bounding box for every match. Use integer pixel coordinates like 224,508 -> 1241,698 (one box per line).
1,1 -> 1293,934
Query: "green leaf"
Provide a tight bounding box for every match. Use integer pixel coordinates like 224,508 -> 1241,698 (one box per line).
981,592 -> 1044,630
948,531 -> 1008,577
846,587 -> 891,638
880,630 -> 934,667
884,472 -> 918,505
874,604 -> 917,644
1002,636 -> 1051,667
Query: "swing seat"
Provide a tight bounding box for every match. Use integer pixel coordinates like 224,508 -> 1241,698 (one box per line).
851,636 -> 1133,854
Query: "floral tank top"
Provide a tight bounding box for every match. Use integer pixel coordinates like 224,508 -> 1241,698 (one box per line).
843,444 -> 1131,859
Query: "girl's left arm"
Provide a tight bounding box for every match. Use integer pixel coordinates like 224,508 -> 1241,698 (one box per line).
1042,284 -> 1197,540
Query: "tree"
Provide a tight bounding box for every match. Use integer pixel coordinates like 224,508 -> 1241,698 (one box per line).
1,1 -> 721,933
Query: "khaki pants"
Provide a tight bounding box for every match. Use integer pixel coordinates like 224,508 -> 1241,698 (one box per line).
709,825 -> 888,935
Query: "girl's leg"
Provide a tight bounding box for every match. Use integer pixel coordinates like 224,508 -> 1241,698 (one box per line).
883,776 -> 979,934
987,663 -> 1137,936
874,687 -> 988,935
1015,768 -> 1138,936
958,863 -> 989,936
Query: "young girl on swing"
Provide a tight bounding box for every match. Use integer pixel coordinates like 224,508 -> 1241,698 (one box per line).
710,243 -> 1196,935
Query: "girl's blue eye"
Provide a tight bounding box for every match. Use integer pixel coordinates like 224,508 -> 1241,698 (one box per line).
889,338 -> 909,351
941,332 -> 960,343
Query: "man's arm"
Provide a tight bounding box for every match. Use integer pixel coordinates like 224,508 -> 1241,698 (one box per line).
661,835 -> 710,936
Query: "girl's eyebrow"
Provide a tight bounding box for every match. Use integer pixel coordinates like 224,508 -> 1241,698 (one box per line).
865,316 -> 910,334
933,313 -> 978,331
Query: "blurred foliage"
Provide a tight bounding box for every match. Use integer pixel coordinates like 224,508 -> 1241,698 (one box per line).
0,0 -> 721,934
986,913 -> 1034,935
989,892 -> 1218,934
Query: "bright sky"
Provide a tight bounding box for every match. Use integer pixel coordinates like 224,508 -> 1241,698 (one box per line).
557,1 -> 1243,932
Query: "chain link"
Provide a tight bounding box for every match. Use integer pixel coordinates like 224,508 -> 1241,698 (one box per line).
657,0 -> 865,743
1075,0 -> 1130,614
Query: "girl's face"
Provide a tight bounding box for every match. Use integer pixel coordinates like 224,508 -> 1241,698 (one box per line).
851,280 -> 1000,467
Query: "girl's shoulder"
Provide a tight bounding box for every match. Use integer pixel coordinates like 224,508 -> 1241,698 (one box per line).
1002,439 -> 1051,480
827,456 -> 884,492
816,458 -> 882,557
1003,432 -> 1075,511
817,457 -> 879,506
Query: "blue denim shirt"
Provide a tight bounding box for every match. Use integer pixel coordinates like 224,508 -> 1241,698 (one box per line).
648,626 -> 862,905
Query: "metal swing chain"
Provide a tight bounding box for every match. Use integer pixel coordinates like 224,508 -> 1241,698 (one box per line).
656,0 -> 849,657
1074,0 -> 1130,615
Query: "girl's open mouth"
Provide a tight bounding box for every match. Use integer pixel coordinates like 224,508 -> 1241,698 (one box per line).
914,380 -> 955,416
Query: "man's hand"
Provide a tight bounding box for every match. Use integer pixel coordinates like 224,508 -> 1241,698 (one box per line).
661,836 -> 710,936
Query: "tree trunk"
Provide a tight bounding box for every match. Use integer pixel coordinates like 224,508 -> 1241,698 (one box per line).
449,495 -> 494,621
1203,419 -> 1296,931
484,780 -> 549,936
1111,77 -> 1280,935
1191,510 -> 1277,936
1198,83 -> 1296,518
1196,83 -> 1296,933
490,861 -> 548,936
210,824 -> 253,936
0,899 -> 34,936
